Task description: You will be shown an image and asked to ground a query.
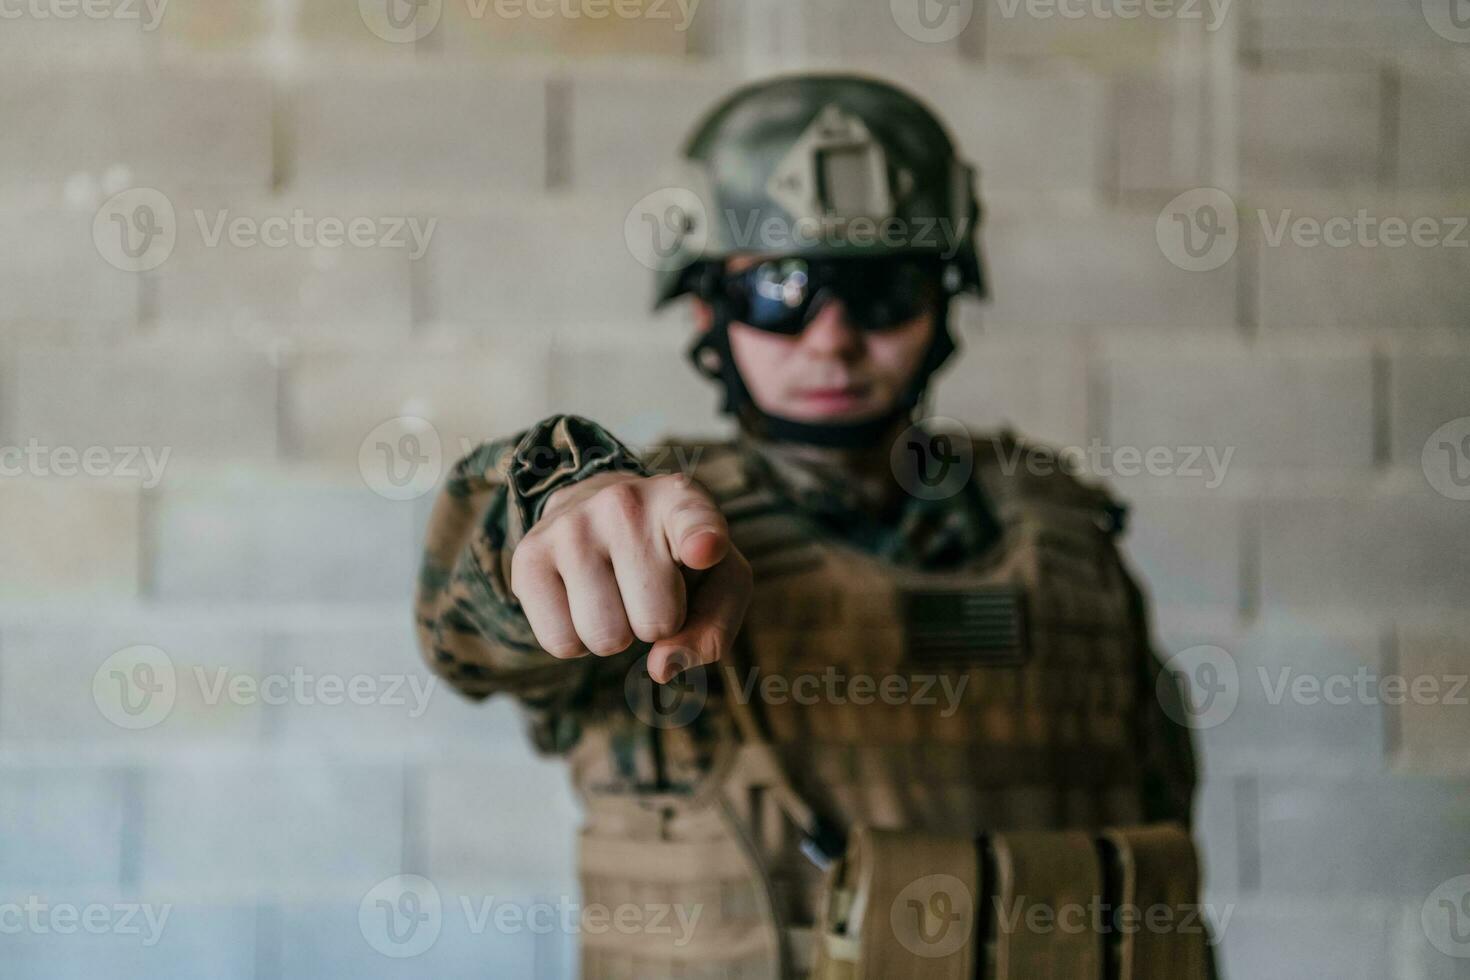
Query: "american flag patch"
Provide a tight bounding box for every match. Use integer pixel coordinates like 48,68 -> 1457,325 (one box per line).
901,586 -> 1029,666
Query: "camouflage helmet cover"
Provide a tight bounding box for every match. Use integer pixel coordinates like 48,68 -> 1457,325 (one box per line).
653,73 -> 987,307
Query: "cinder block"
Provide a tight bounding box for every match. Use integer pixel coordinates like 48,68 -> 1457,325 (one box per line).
1242,0 -> 1450,57
916,66 -> 1110,194
1115,493 -> 1244,611
984,0 -> 1207,66
0,208 -> 140,329
933,332 -> 1091,450
0,765 -> 127,888
1105,346 -> 1375,471
0,624 -> 267,746
547,330 -> 725,449
0,67 -> 272,194
5,346 -> 277,464
982,209 -> 1238,329
276,897 -> 542,980
1392,626 -> 1470,775
1389,351 -> 1470,467
1191,623 -> 1388,772
1397,72 -> 1470,190
138,761 -> 404,891
1,901 -> 258,980
1259,490 -> 1470,613
424,197 -> 652,328
1252,199 -> 1470,329
151,197 -> 417,332
567,69 -> 736,194
0,13 -> 153,65
287,66 -> 546,196
1115,70 -> 1211,195
1241,70 -> 1382,190
437,0 -> 693,58
149,479 -> 420,603
1216,899 -> 1394,980
423,760 -> 580,892
0,479 -> 141,599
1254,773 -> 1470,897
262,619 -> 510,750
282,347 -> 550,466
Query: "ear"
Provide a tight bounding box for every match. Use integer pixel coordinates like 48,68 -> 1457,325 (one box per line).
690,297 -> 714,333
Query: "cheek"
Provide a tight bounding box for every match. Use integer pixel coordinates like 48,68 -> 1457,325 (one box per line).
867,321 -> 933,380
727,327 -> 795,396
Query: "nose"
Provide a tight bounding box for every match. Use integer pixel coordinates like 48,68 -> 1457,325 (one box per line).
797,293 -> 864,359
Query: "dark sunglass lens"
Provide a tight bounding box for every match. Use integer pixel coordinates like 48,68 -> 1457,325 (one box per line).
741,260 -> 810,332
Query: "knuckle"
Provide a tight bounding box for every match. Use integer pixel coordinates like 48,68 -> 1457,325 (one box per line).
583,629 -> 634,657
543,637 -> 586,659
629,616 -> 682,643
593,480 -> 646,525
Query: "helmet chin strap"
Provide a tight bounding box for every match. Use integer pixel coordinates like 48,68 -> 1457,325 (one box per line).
688,297 -> 958,451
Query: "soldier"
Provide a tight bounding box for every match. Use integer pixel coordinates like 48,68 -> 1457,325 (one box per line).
417,74 -> 1214,978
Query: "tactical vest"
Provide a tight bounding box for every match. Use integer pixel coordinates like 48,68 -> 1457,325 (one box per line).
568,435 -> 1183,979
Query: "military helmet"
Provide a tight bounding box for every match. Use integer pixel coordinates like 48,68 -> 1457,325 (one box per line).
653,73 -> 987,308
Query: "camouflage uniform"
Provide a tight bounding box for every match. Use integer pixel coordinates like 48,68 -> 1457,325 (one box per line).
415,413 -> 1206,978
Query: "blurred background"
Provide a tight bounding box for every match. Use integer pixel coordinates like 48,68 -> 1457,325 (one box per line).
1,0 -> 1468,977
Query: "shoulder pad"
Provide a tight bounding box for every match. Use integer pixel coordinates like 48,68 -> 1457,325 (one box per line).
970,428 -> 1129,536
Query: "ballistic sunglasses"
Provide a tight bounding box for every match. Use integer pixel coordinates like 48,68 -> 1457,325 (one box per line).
703,255 -> 948,335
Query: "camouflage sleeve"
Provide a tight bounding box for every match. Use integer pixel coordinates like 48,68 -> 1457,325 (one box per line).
413,415 -> 650,734
1120,559 -> 1201,829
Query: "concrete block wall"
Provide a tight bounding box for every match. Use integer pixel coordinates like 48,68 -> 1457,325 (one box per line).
0,1 -> 1466,977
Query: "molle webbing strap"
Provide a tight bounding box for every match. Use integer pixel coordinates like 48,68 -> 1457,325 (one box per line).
1101,824 -> 1211,980
989,830 -> 1104,980
812,827 -> 979,980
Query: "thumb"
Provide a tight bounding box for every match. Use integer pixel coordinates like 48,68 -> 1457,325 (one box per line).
660,481 -> 730,571
646,547 -> 751,684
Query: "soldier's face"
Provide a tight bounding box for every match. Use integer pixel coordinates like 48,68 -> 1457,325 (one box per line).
695,255 -> 936,424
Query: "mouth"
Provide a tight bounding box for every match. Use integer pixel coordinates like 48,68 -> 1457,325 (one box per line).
792,382 -> 873,414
